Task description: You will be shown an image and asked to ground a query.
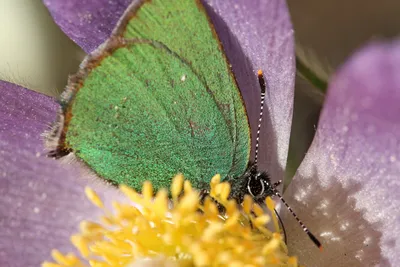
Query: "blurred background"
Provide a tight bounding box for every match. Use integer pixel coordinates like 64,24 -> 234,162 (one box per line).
286,0 -> 400,182
1,0 -> 399,181
0,0 -> 84,97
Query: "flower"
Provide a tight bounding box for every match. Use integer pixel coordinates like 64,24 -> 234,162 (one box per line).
0,1 -> 399,267
42,175 -> 297,267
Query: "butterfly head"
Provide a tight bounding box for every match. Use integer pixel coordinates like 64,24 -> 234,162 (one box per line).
227,162 -> 275,204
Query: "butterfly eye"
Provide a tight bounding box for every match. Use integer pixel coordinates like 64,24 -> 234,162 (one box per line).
247,176 -> 265,198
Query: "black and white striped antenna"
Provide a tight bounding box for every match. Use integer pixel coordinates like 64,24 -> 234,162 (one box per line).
256,70 -> 323,251
254,69 -> 266,167
272,187 -> 322,250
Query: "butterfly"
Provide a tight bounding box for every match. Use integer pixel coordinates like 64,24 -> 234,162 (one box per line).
47,0 -> 321,249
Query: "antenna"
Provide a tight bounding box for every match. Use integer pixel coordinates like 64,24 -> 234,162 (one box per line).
271,185 -> 323,251
255,70 -> 323,251
254,70 -> 266,167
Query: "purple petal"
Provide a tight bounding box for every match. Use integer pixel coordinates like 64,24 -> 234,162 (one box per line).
0,82 -> 121,266
0,151 -> 87,266
282,41 -> 400,265
0,145 -> 122,266
204,0 -> 295,181
0,80 -> 58,153
43,0 -> 131,53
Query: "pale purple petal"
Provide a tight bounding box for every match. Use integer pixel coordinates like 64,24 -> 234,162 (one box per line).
0,149 -> 123,267
43,0 -> 131,53
204,0 -> 295,182
0,82 -> 121,266
282,41 -> 400,266
0,80 -> 58,153
1,150 -> 98,266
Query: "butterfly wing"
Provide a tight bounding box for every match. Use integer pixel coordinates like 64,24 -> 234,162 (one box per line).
59,0 -> 250,190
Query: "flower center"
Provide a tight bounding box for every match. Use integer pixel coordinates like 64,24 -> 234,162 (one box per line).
42,174 -> 299,267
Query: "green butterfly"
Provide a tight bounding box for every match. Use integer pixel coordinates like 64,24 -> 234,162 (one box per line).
49,0 -> 252,193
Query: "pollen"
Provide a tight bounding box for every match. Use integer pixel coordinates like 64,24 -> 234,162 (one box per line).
42,175 -> 299,267
266,196 -> 280,233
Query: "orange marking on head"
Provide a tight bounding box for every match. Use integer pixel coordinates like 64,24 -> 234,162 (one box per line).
257,69 -> 263,76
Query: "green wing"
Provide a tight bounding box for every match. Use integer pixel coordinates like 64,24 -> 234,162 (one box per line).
61,0 -> 250,190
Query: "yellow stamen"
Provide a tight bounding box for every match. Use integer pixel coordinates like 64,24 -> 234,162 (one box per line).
183,180 -> 193,193
210,174 -> 221,196
85,186 -> 104,208
288,256 -> 299,267
254,214 -> 271,228
252,202 -> 265,217
172,173 -> 184,200
50,250 -> 80,265
262,233 -> 281,254
142,181 -> 153,201
119,184 -> 140,203
266,196 -> 281,233
153,189 -> 169,217
41,262 -> 63,267
79,221 -> 103,233
243,194 -> 253,214
43,175 -> 299,267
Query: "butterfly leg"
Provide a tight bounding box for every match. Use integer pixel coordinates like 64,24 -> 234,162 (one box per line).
199,189 -> 209,204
